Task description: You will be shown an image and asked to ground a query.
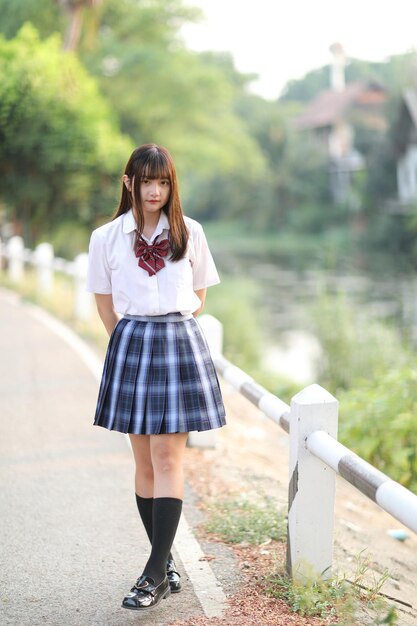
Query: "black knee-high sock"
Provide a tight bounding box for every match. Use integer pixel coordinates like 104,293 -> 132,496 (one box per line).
142,497 -> 182,584
135,494 -> 174,561
135,495 -> 153,544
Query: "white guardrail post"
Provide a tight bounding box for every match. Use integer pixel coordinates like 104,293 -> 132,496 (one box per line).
34,242 -> 54,294
74,252 -> 92,321
287,384 -> 338,581
6,236 -> 25,283
188,314 -> 224,448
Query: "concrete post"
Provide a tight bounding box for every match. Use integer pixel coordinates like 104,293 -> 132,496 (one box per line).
74,253 -> 92,321
286,384 -> 338,581
34,242 -> 54,294
188,314 -> 223,449
7,236 -> 24,283
198,314 -> 223,356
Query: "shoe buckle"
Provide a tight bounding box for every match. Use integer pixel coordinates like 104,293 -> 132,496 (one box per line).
134,579 -> 149,590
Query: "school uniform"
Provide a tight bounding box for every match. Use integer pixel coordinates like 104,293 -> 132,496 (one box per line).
86,209 -> 226,435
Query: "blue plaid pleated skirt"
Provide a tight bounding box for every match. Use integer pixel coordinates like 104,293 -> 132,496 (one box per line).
93,313 -> 226,434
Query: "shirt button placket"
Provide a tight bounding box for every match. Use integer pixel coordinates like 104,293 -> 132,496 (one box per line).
150,273 -> 159,315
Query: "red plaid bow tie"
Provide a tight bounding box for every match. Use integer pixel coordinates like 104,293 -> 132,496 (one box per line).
134,234 -> 170,276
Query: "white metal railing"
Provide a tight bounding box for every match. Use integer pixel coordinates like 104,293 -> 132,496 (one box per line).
198,315 -> 417,582
0,235 -> 93,320
2,236 -> 417,582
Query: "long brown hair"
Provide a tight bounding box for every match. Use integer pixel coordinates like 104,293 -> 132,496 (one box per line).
113,144 -> 188,261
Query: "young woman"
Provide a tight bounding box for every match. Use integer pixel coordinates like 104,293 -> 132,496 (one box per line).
86,144 -> 226,612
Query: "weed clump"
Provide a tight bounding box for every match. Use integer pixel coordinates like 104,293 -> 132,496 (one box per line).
204,497 -> 286,545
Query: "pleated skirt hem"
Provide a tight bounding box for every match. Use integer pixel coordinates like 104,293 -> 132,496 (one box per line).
93,314 -> 226,435
93,421 -> 226,435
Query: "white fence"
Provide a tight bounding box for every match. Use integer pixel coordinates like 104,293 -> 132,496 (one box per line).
2,235 -> 417,582
0,235 -> 93,320
201,323 -> 417,581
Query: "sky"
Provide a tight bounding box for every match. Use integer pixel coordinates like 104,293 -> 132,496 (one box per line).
180,0 -> 417,99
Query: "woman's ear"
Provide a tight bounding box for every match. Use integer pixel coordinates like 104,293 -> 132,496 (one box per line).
122,175 -> 131,192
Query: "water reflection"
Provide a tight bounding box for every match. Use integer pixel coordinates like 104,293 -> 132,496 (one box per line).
215,250 -> 417,383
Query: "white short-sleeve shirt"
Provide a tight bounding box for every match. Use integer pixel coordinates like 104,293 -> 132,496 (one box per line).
86,210 -> 220,315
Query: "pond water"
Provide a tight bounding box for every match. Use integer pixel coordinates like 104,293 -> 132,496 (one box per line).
214,249 -> 417,383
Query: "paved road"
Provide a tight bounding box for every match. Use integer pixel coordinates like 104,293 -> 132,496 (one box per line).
0,290 -> 213,626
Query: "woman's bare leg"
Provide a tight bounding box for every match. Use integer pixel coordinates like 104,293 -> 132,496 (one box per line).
123,432 -> 188,608
139,433 -> 187,585
150,432 -> 189,498
128,434 -> 154,498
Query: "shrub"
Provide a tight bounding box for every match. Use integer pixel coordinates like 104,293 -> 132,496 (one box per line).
309,291 -> 408,392
339,367 -> 417,490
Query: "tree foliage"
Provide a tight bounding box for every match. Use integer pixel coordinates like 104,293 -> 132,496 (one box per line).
79,0 -> 266,199
340,367 -> 417,491
0,0 -> 268,229
0,24 -> 131,239
1,0 -> 417,262
0,0 -> 62,39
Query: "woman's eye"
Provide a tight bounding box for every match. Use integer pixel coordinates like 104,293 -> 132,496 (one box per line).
161,180 -> 170,186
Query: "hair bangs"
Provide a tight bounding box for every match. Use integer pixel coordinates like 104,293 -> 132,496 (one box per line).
113,143 -> 188,260
141,151 -> 171,181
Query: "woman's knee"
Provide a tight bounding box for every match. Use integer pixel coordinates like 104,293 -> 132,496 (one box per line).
136,462 -> 154,483
151,442 -> 180,475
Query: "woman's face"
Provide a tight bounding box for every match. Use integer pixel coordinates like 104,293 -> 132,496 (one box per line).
139,176 -> 171,215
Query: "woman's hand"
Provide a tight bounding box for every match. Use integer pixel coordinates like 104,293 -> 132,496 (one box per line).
193,288 -> 207,317
94,294 -> 120,336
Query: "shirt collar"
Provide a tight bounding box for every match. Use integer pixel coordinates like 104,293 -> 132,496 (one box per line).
122,209 -> 136,233
152,211 -> 170,239
122,209 -> 170,237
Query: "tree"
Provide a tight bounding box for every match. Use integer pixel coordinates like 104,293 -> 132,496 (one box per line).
233,92 -> 331,230
0,0 -> 269,225
0,24 -> 132,241
80,1 -> 266,183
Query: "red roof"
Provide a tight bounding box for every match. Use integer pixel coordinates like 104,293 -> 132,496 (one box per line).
295,82 -> 386,129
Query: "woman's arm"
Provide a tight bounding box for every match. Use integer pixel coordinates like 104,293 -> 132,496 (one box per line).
193,288 -> 207,317
94,294 -> 120,336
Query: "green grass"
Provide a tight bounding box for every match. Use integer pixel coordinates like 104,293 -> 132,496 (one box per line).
267,551 -> 399,625
267,569 -> 354,620
307,289 -> 409,393
204,496 -> 287,545
203,495 -> 398,625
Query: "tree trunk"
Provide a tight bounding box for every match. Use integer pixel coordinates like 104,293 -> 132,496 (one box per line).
63,3 -> 84,52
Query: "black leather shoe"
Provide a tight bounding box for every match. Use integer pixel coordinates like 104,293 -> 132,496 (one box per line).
122,575 -> 170,611
166,558 -> 182,593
